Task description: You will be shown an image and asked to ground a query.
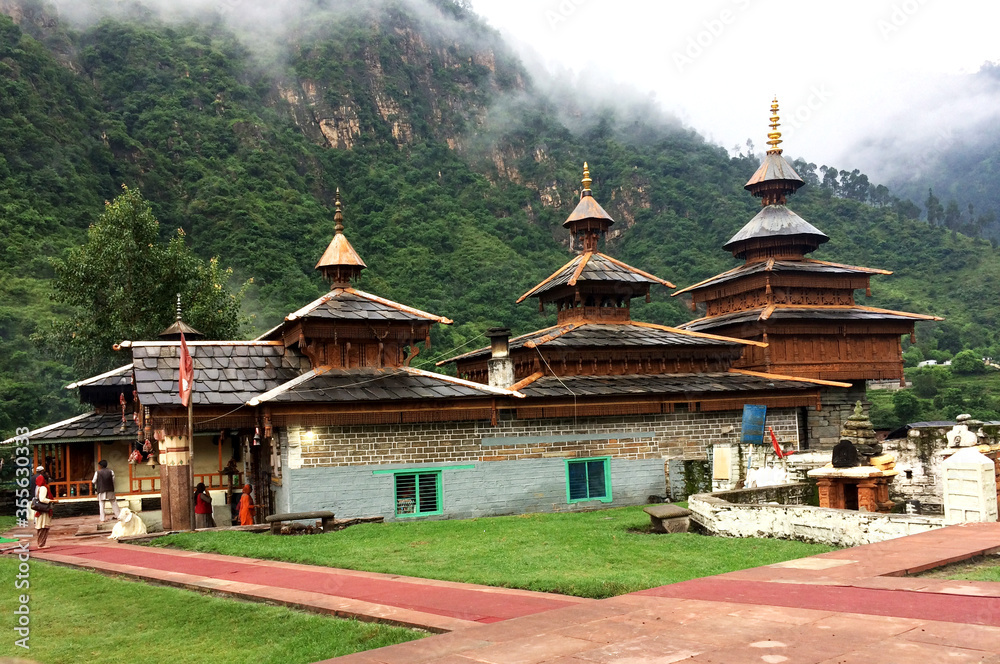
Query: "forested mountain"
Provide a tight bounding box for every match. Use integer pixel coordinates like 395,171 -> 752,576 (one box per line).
2,0 -> 999,432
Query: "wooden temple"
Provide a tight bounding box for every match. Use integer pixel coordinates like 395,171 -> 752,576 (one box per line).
674,99 -> 941,384
442,163 -> 846,418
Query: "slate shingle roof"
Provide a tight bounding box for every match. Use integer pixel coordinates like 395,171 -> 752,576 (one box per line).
249,366 -> 521,405
673,259 -> 891,296
440,322 -> 746,365
517,372 -> 826,398
65,364 -> 134,390
681,306 -> 941,332
130,343 -> 307,406
518,253 -> 674,303
723,205 -> 828,253
2,411 -> 138,444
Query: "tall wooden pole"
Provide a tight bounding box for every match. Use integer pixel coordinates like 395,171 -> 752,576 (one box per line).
188,398 -> 195,531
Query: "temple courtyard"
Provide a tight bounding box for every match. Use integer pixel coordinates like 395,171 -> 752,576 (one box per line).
3,514 -> 999,663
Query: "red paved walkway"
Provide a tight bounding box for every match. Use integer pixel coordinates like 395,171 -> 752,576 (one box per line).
7,518 -> 1000,663
322,522 -> 1000,663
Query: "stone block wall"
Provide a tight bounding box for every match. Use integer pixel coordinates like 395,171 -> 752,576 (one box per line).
689,490 -> 944,547
274,407 -> 800,519
806,383 -> 868,450
279,457 -> 666,520
882,423 -> 1000,515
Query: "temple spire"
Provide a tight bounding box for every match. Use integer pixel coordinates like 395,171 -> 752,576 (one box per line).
316,188 -> 367,288
766,97 -> 783,154
743,97 -> 804,207
334,188 -> 344,234
158,293 -> 202,339
563,162 -> 614,253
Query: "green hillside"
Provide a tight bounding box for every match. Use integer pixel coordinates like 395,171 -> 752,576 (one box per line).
1,0 -> 998,433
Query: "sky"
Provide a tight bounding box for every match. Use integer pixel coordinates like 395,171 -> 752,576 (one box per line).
469,0 -> 1000,179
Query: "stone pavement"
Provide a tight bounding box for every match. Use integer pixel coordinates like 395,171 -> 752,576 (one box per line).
321,522 -> 1000,663
4,516 -> 1000,663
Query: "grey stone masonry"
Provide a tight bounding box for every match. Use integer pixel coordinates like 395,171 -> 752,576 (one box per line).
273,407 -> 801,520
806,383 -> 868,450
291,408 -> 801,469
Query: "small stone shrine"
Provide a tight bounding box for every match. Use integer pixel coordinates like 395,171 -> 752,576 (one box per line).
809,402 -> 898,512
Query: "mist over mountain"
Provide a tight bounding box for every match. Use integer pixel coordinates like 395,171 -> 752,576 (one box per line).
844,62 -> 1000,235
1,0 -> 999,433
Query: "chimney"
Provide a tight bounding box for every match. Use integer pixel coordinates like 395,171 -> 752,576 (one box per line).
485,327 -> 515,389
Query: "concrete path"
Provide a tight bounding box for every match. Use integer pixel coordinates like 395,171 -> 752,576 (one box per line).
321,522 -> 1000,663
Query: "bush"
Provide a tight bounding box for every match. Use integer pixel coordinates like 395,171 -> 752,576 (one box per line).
952,349 -> 986,375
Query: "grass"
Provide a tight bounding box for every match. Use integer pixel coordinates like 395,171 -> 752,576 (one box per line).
0,515 -> 16,533
918,554 -> 1000,583
0,557 -> 424,664
151,505 -> 834,598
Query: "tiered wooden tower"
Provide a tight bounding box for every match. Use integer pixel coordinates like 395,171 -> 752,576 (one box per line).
675,99 -> 940,383
260,189 -> 452,368
446,164 -> 764,384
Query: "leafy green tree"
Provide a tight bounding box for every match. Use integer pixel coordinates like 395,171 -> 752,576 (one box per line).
952,349 -> 985,375
39,186 -> 248,374
892,389 -> 922,424
910,365 -> 951,398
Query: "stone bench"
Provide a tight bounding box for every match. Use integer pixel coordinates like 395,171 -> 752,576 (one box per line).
643,504 -> 691,533
265,510 -> 335,534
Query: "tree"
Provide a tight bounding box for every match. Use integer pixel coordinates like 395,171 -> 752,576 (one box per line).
952,349 -> 985,375
925,188 -> 943,226
40,186 -> 249,374
892,389 -> 922,425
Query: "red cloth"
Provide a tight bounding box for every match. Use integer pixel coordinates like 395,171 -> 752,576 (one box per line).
179,331 -> 193,407
195,492 -> 212,514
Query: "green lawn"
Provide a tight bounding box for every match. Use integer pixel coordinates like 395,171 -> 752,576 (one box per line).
919,555 -> 1000,583
0,557 -> 424,664
151,505 -> 834,598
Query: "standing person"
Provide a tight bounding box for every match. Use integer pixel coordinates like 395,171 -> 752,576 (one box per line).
193,483 -> 216,529
238,484 -> 254,526
33,475 -> 56,549
91,460 -> 121,522
29,465 -> 50,496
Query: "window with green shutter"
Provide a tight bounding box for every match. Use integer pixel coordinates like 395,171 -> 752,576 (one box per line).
394,471 -> 442,517
565,457 -> 611,503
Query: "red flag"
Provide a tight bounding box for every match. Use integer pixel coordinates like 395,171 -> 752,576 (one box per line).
179,331 -> 194,407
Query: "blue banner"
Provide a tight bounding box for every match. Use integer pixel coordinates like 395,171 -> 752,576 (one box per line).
741,404 -> 767,446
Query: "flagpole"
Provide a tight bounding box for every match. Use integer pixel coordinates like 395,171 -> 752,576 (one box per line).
188,397 -> 195,531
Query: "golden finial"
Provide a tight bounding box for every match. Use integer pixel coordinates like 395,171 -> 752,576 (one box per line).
766,97 -> 782,154
334,188 -> 344,234
581,162 -> 592,195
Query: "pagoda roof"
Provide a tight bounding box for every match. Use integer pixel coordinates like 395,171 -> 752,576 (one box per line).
315,231 -> 366,272
65,364 -> 134,390
723,205 -> 828,253
159,319 -> 202,339
123,341 -> 306,407
512,369 -> 848,398
248,366 -> 523,406
681,305 -> 943,333
517,253 -> 675,304
562,193 -> 614,228
1,411 -> 139,444
439,321 -> 763,366
257,288 -> 453,339
673,258 -> 892,296
744,151 -> 805,192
